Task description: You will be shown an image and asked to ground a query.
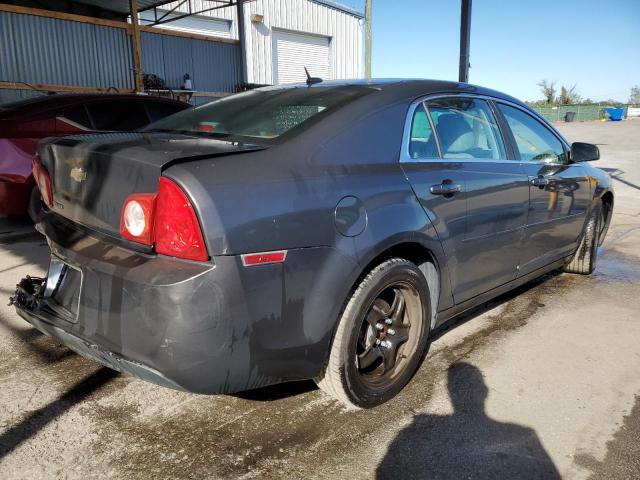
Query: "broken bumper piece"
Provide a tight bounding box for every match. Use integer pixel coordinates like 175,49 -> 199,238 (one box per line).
11,274 -> 186,391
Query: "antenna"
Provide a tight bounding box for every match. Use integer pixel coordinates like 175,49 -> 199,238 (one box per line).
304,67 -> 323,86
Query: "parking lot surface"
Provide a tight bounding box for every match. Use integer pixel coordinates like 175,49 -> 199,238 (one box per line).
1,120 -> 639,479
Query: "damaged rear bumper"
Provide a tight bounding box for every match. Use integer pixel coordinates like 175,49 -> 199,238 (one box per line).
11,211 -> 358,394
13,291 -> 184,391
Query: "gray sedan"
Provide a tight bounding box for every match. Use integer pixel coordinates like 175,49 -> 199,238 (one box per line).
11,80 -> 613,408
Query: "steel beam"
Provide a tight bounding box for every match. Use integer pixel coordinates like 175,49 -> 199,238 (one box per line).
458,0 -> 472,83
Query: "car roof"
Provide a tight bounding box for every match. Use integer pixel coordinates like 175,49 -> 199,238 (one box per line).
256,78 -> 528,109
0,93 -> 190,120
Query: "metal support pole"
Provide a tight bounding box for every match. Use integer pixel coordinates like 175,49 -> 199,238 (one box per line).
365,0 -> 372,79
236,0 -> 248,88
129,0 -> 144,92
458,0 -> 472,83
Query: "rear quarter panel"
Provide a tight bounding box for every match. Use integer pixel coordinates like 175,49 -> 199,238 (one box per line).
165,98 -> 450,378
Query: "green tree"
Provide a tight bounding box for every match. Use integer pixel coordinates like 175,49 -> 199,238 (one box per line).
629,85 -> 640,105
537,79 -> 556,104
559,85 -> 581,105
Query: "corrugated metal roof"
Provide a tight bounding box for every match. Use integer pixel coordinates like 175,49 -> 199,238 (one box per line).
69,1 -> 193,14
311,0 -> 363,18
71,0 -> 363,18
69,0 -> 234,15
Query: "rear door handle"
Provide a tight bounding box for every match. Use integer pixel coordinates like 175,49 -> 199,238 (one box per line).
429,182 -> 462,195
531,177 -> 550,187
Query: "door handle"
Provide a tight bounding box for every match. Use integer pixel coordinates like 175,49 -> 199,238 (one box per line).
531,177 -> 550,188
429,182 -> 462,196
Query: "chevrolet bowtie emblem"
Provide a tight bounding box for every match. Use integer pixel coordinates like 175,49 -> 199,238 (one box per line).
70,167 -> 87,183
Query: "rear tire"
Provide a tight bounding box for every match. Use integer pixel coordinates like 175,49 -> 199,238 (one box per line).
316,258 -> 431,409
27,186 -> 42,223
564,202 -> 603,275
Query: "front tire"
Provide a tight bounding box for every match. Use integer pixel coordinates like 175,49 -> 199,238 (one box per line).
564,202 -> 603,275
316,258 -> 431,408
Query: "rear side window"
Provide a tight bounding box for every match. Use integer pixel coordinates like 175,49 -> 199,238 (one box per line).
62,105 -> 92,129
409,104 -> 438,159
145,101 -> 187,123
87,101 -> 149,131
427,97 -> 505,160
497,104 -> 567,164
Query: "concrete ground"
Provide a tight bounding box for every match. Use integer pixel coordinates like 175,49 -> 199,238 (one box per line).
0,120 -> 638,479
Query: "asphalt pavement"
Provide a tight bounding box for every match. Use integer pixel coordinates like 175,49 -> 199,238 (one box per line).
0,120 -> 638,479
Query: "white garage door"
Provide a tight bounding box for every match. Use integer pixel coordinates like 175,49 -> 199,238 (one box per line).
272,30 -> 331,84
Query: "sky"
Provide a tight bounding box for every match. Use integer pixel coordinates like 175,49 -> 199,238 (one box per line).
338,0 -> 640,102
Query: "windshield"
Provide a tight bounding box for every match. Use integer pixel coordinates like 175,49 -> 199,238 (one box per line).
144,85 -> 373,141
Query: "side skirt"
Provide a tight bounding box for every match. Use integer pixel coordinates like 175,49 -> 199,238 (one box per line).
434,256 -> 569,329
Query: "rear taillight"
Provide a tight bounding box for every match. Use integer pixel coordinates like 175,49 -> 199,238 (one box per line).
155,177 -> 208,261
120,193 -> 156,245
119,177 -> 208,261
32,155 -> 53,207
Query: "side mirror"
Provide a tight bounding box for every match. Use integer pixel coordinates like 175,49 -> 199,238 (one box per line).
571,142 -> 599,162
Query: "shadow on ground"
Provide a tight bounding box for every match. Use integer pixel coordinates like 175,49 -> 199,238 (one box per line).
0,367 -> 118,460
376,362 -> 561,479
600,167 -> 640,191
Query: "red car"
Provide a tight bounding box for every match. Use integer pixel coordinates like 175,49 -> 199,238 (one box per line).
0,94 -> 190,217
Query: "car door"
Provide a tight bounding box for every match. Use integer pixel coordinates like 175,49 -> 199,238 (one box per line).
495,103 -> 592,275
402,96 -> 530,305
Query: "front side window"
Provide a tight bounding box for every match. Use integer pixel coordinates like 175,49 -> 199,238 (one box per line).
408,103 -> 438,159
498,104 -> 567,164
427,97 -> 506,160
145,86 -> 373,142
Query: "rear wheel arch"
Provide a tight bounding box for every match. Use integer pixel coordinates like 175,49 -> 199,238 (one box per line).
336,241 -> 442,342
601,191 -> 614,225
366,242 -> 440,327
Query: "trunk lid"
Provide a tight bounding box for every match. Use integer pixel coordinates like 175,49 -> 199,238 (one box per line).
38,132 -> 264,238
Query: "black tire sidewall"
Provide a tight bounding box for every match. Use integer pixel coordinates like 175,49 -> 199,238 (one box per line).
588,203 -> 603,272
340,261 -> 431,408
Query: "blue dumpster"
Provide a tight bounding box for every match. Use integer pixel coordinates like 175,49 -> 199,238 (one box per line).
605,107 -> 624,121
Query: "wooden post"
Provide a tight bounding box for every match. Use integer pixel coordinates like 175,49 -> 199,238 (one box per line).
365,0 -> 372,79
129,0 -> 144,92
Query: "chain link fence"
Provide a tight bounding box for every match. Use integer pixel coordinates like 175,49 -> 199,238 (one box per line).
532,104 -> 629,122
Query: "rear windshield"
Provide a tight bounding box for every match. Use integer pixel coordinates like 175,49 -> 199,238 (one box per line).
144,86 -> 373,142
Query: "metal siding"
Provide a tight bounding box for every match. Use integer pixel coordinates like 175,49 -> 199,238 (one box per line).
0,12 -> 19,82
0,1 -> 359,94
94,27 -> 134,89
0,11 -> 132,89
244,0 -> 363,84
141,31 -> 167,80
192,40 -> 241,92
142,31 -> 240,92
160,35 -> 195,89
151,0 -> 363,85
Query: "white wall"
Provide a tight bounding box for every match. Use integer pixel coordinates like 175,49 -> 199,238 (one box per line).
150,0 -> 363,84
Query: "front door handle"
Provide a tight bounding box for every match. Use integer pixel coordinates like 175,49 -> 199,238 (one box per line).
429,182 -> 462,196
531,176 -> 551,187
